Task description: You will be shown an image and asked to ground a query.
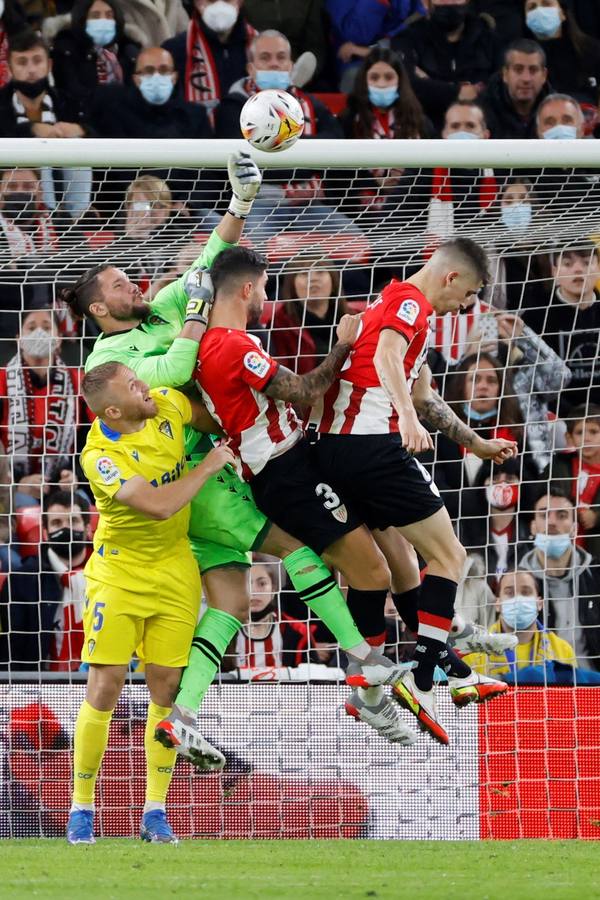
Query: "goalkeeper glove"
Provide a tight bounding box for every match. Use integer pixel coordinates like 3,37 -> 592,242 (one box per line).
227,151 -> 262,219
184,268 -> 214,326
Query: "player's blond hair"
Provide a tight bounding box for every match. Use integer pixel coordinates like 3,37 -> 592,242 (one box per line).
82,362 -> 126,413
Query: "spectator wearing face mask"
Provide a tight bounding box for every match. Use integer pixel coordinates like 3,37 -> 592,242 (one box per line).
393,0 -> 503,131
544,404 -> 600,560
47,0 -> 139,103
524,0 -> 600,105
0,31 -> 92,219
521,243 -> 600,414
518,485 -> 600,670
0,303 -> 92,492
462,569 -> 576,677
0,489 -> 93,671
90,45 -> 212,139
481,38 -> 550,138
163,0 -> 255,120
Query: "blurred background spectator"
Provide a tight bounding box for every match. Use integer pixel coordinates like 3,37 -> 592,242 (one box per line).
523,0 -> 600,105
481,38 -> 550,138
270,255 -> 348,374
0,0 -> 28,89
163,0 -> 253,121
119,0 -> 188,48
393,0 -> 503,132
46,0 -> 139,104
244,0 -> 326,83
519,485 -> 600,671
325,0 -> 424,92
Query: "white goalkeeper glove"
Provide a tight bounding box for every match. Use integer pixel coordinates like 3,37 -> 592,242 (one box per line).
184,267 -> 214,326
227,151 -> 262,219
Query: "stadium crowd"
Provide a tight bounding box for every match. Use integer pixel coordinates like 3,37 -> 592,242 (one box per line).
0,0 -> 600,683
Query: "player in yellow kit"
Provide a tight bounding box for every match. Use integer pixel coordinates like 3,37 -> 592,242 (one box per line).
67,361 -> 233,846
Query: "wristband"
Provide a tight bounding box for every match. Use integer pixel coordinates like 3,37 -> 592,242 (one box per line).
185,297 -> 211,325
228,194 -> 254,219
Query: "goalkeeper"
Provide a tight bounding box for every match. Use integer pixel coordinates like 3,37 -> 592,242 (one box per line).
63,154 -> 416,765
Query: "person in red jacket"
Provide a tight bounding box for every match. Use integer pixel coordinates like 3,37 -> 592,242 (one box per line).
271,256 -> 348,375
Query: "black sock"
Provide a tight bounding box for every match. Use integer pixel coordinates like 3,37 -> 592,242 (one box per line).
346,587 -> 388,645
413,575 -> 457,692
392,588 -> 420,633
443,646 -> 471,679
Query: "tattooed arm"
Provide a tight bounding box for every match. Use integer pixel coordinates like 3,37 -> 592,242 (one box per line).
264,314 -> 361,405
413,364 -> 517,464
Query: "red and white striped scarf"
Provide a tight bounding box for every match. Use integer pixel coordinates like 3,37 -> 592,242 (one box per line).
185,15 -> 256,112
431,167 -> 498,210
0,28 -> 9,89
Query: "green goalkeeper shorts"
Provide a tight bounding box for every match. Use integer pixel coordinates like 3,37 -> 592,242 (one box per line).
186,434 -> 271,574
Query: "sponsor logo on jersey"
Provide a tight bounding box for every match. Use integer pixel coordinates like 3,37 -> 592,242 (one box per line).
87,639 -> 96,656
243,350 -> 271,379
397,298 -> 420,326
159,419 -> 173,439
132,450 -> 140,462
96,456 -> 120,485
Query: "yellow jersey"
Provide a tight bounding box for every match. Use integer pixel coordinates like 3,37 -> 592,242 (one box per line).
81,387 -> 192,569
463,621 -> 576,677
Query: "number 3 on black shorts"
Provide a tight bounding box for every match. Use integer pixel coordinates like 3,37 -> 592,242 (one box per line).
315,482 -> 349,523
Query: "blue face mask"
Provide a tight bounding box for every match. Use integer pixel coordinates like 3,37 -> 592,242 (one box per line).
462,402 -> 498,422
446,130 -> 480,141
254,69 -> 291,91
534,532 -> 572,559
526,6 -> 561,39
138,73 -> 174,105
501,595 -> 539,631
501,202 -> 532,231
543,124 -> 578,140
368,86 -> 399,109
85,17 -> 117,47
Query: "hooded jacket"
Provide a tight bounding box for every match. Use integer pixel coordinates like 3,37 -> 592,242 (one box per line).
519,545 -> 600,670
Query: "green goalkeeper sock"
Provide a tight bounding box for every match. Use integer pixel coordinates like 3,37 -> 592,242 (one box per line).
283,546 -> 364,651
176,608 -> 242,714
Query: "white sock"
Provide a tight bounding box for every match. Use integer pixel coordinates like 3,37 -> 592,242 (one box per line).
358,686 -> 384,705
70,802 -> 94,813
345,640 -> 371,661
143,801 -> 166,814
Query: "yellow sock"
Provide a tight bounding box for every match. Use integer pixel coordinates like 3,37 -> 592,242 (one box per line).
144,702 -> 176,805
72,699 -> 113,806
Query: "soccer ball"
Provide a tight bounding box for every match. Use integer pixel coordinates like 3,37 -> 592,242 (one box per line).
240,89 -> 304,153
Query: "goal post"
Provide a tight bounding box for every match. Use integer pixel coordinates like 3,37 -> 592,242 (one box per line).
0,137 -> 600,840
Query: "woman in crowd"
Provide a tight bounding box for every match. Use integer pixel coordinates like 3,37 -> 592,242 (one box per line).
0,303 -> 91,495
49,0 -> 139,101
270,256 -> 348,375
338,47 -> 431,218
524,0 -> 600,104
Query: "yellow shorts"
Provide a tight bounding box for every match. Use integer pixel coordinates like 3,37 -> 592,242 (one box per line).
81,551 -> 201,668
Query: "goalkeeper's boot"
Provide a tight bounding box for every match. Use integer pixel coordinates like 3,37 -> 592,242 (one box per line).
345,690 -> 418,745
140,809 -> 178,845
66,809 -> 95,845
346,650 -> 415,688
449,617 -> 518,657
391,670 -> 449,746
155,706 -> 226,772
448,670 -> 509,708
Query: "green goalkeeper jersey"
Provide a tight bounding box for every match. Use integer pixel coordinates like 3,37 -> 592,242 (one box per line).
84,228 -> 232,387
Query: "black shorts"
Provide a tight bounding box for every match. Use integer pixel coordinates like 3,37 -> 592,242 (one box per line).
312,433 -> 444,532
250,438 -> 362,555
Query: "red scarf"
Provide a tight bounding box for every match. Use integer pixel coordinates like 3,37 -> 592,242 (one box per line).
570,455 -> 600,506
371,108 -> 396,139
431,167 -> 497,209
185,16 -> 256,116
0,29 -> 9,89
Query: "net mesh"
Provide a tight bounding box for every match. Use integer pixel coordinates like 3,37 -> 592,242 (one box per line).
1,156 -> 600,839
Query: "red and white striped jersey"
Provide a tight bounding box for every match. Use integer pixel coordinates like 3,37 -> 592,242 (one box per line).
195,327 -> 300,478
430,297 -> 488,362
309,279 -> 433,435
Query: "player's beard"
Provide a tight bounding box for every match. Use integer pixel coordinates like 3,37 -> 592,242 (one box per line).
112,299 -> 151,323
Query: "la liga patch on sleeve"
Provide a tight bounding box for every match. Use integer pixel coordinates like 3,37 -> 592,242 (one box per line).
243,350 -> 271,379
396,298 -> 420,326
96,456 -> 121,485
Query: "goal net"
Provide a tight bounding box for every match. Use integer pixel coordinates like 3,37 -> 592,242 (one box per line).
0,138 -> 599,840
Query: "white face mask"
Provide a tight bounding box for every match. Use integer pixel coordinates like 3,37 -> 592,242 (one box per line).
202,0 -> 238,33
21,327 -> 58,360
